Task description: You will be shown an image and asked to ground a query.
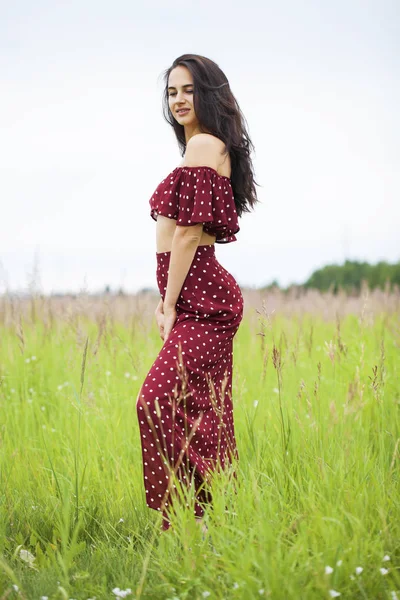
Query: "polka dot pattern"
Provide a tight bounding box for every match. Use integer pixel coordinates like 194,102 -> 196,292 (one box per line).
136,244 -> 244,528
149,166 -> 240,244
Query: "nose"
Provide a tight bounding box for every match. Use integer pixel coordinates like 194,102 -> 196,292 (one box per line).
175,90 -> 186,103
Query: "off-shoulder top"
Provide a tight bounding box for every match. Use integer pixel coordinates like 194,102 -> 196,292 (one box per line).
149,165 -> 240,243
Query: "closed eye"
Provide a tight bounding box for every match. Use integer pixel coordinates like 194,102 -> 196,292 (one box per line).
168,90 -> 193,97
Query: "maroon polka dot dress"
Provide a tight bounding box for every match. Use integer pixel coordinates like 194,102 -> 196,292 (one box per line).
137,166 -> 244,529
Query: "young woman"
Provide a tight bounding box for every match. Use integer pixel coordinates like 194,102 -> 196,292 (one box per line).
136,54 -> 258,531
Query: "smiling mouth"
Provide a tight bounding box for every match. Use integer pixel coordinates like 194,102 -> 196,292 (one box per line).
177,109 -> 190,114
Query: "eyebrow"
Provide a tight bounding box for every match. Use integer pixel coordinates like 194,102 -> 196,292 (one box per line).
167,83 -> 193,90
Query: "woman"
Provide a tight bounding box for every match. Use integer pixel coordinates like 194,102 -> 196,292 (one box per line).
136,54 -> 258,531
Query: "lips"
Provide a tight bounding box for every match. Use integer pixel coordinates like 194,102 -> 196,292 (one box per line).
177,109 -> 190,115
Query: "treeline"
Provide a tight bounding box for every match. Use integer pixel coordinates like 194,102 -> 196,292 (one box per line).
262,260 -> 400,293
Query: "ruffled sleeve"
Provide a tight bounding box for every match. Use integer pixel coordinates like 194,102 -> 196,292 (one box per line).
149,165 -> 240,243
175,166 -> 239,243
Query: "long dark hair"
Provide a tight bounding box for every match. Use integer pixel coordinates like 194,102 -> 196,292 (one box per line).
161,54 -> 259,217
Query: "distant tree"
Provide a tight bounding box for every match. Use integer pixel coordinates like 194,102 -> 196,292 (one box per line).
261,279 -> 280,291
304,260 -> 400,292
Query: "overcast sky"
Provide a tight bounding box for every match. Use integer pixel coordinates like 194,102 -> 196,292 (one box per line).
1,0 -> 399,295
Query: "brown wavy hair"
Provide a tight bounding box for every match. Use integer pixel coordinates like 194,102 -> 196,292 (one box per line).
160,54 -> 260,217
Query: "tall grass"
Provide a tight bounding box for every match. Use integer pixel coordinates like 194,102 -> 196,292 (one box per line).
0,287 -> 399,599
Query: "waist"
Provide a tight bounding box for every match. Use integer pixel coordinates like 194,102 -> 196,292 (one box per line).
155,215 -> 216,253
156,243 -> 216,258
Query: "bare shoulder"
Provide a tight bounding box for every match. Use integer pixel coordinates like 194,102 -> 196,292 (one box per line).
183,133 -> 226,170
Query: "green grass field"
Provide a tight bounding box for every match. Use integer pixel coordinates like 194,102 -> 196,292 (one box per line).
0,291 -> 399,599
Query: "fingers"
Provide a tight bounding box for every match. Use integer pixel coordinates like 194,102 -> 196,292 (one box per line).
161,312 -> 176,345
163,324 -> 172,344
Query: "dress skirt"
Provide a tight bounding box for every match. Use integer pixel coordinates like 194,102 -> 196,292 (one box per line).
136,244 -> 244,529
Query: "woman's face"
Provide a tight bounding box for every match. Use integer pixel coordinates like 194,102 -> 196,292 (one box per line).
167,65 -> 198,128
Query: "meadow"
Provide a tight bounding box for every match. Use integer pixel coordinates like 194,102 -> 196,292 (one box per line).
0,285 -> 399,599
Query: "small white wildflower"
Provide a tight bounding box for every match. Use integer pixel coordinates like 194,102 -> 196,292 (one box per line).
27,398 -> 33,404
42,424 -> 46,429
325,565 -> 334,574
57,384 -> 63,390
258,591 -> 264,596
31,505 -> 38,510
380,567 -> 389,575
383,554 -> 390,562
25,358 -> 30,363
132,375 -> 138,381
273,387 -> 279,394
390,592 -> 398,600
41,406 -> 45,411
29,387 -> 34,393
11,388 -> 15,393
31,356 -> 36,360
19,548 -> 35,566
202,593 -> 211,599
336,559 -> 342,566
329,591 -> 341,598
40,596 -> 48,600
106,370 -> 111,376
51,428 -> 56,432
12,584 -> 19,591
112,589 -> 132,598
119,518 -> 124,523
253,400 -> 259,407
233,582 -> 239,589
355,567 -> 363,575
124,372 -> 130,378
349,575 -> 355,580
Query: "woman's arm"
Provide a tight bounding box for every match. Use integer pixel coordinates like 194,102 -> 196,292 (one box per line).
163,224 -> 203,310
162,133 -> 221,342
163,224 -> 203,342
155,297 -> 164,315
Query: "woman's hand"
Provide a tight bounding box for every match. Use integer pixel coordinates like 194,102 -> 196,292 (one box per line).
155,297 -> 165,340
163,304 -> 177,344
